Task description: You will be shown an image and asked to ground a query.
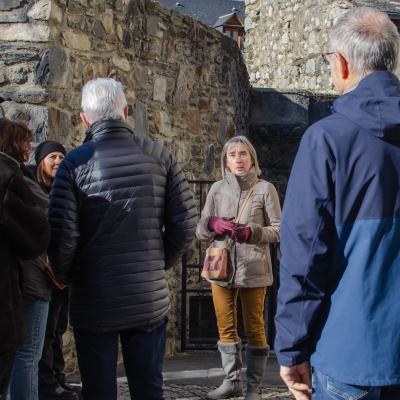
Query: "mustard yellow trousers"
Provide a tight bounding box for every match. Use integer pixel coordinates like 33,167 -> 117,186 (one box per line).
211,284 -> 267,347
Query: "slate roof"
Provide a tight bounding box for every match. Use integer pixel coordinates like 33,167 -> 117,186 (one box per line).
352,0 -> 400,16
154,0 -> 245,27
213,12 -> 243,28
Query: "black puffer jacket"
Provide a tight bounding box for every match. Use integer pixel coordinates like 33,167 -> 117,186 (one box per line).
48,119 -> 197,332
0,152 -> 50,356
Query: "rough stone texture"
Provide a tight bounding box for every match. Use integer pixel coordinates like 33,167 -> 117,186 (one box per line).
0,22 -> 50,42
0,0 -> 250,373
244,0 -> 353,92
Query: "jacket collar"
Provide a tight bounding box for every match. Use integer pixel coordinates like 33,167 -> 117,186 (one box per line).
84,118 -> 135,143
224,168 -> 258,192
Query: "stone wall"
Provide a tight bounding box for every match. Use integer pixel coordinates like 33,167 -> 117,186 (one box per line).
244,0 -> 352,92
248,88 -> 336,200
0,0 -> 250,373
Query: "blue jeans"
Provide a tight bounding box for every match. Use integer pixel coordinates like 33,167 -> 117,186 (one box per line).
312,370 -> 400,400
74,319 -> 167,400
9,300 -> 49,400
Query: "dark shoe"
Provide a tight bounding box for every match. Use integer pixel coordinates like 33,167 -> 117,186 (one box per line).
39,385 -> 80,400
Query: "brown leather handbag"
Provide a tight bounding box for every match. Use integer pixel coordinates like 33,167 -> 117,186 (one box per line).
201,186 -> 255,281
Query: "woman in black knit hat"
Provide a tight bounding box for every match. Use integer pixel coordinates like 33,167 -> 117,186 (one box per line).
33,141 -> 79,400
35,140 -> 66,192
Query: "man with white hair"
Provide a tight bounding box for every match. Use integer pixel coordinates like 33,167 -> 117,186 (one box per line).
47,78 -> 197,400
275,7 -> 400,400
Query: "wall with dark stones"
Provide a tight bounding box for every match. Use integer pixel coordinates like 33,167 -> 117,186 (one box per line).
0,0 -> 250,372
248,88 -> 336,202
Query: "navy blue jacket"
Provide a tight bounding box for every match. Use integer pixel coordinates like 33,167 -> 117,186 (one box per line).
275,71 -> 400,386
48,119 -> 197,332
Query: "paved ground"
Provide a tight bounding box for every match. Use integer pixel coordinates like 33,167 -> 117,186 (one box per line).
114,351 -> 294,399
117,382 -> 293,399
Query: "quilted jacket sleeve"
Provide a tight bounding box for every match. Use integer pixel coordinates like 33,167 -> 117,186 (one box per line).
48,156 -> 80,284
274,126 -> 335,367
164,151 -> 197,268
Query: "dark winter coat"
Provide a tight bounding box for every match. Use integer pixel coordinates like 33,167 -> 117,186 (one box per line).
48,119 -> 197,332
275,71 -> 400,386
0,152 -> 50,357
19,165 -> 53,303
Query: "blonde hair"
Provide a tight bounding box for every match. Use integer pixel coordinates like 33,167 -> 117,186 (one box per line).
221,136 -> 261,178
36,159 -> 52,191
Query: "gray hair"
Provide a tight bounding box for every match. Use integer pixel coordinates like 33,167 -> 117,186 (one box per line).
81,78 -> 127,124
221,135 -> 261,177
330,7 -> 400,77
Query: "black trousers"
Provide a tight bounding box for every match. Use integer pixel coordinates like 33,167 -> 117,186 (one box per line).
39,288 -> 69,390
74,319 -> 167,400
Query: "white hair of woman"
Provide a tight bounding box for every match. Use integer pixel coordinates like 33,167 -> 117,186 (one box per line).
81,78 -> 127,125
330,6 -> 400,78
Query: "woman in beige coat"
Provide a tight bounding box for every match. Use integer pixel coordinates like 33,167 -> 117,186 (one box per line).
196,136 -> 281,400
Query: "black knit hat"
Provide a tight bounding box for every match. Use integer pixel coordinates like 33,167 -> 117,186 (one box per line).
35,140 -> 66,166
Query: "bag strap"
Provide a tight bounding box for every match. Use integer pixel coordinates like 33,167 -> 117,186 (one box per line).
37,256 -> 67,290
234,185 -> 256,224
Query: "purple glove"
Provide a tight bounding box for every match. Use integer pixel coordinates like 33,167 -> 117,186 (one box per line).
234,226 -> 251,243
208,217 -> 235,236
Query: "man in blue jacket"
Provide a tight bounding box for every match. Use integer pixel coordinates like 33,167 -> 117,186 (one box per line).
275,7 -> 400,400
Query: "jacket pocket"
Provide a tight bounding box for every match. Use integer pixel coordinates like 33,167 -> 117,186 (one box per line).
326,377 -> 372,400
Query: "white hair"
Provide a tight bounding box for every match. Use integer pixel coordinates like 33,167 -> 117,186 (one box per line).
81,78 -> 127,124
330,7 -> 400,77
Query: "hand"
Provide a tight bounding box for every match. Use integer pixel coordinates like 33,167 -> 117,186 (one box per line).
207,217 -> 235,236
280,362 -> 312,400
233,226 -> 251,243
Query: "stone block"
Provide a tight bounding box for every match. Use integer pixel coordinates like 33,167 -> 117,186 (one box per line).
100,10 -> 114,35
155,110 -> 173,137
187,109 -> 201,134
49,107 -> 71,141
147,15 -> 163,38
0,22 -> 50,42
50,2 -> 63,23
134,101 -> 149,136
93,20 -> 106,39
34,48 -> 72,88
0,0 -> 23,11
112,56 -> 131,72
11,66 -> 28,83
27,0 -> 51,20
153,75 -> 167,102
305,58 -> 316,74
0,8 -> 28,23
205,144 -> 215,175
62,30 -> 91,51
1,101 -> 49,142
0,88 -> 48,104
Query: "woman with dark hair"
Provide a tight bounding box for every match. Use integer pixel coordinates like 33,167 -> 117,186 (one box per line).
197,136 -> 281,400
33,141 -> 79,400
0,118 -> 50,400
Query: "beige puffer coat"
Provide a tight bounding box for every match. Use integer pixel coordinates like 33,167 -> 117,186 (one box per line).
196,169 -> 281,288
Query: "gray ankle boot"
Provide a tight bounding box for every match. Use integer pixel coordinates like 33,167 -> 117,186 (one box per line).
244,345 -> 269,400
207,341 -> 243,400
